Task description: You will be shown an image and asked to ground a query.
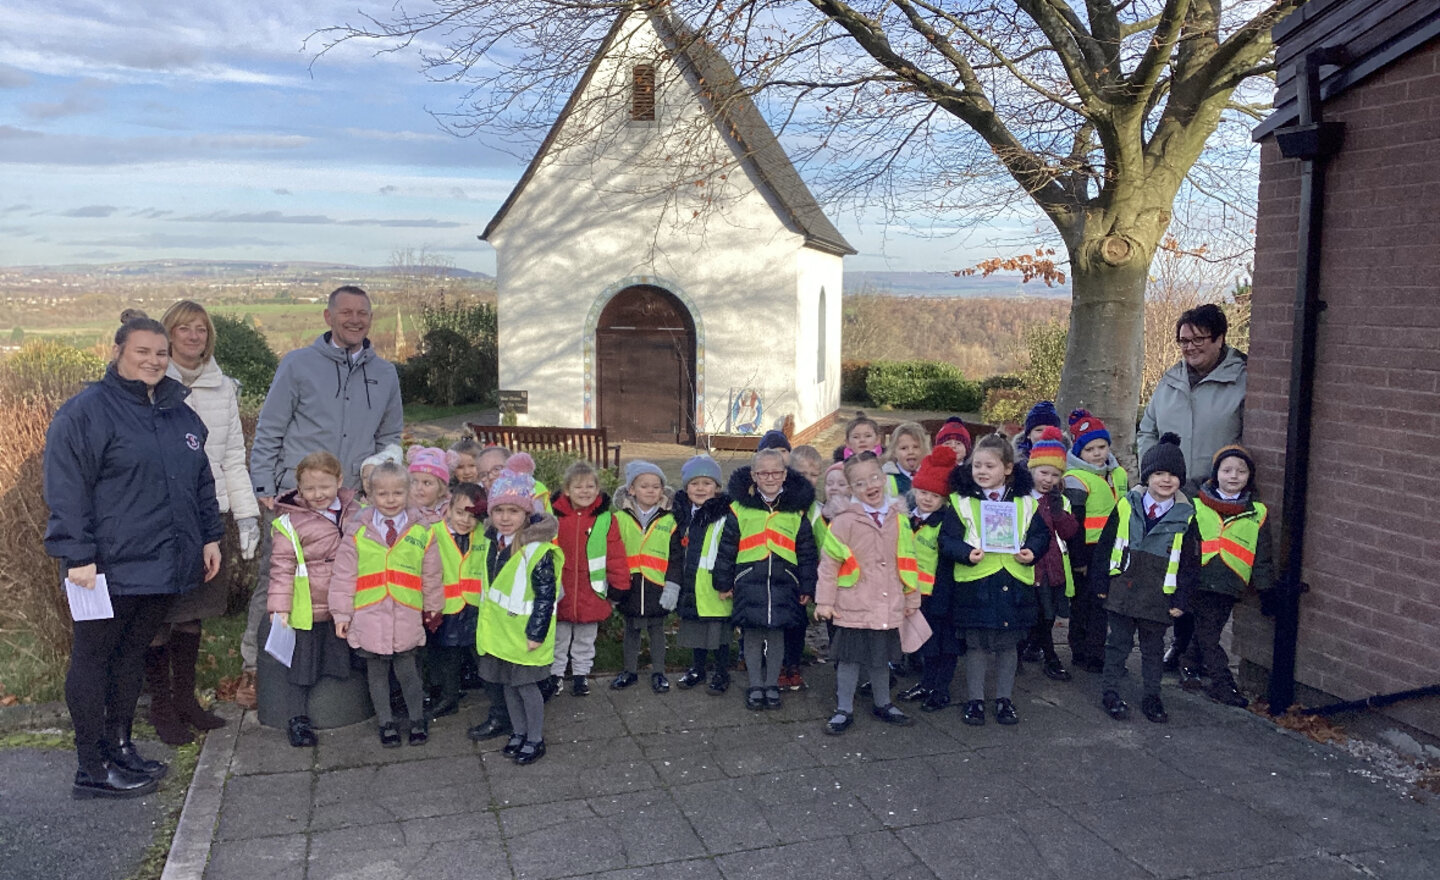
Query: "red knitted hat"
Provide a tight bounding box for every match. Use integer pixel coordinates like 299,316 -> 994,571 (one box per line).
911,445 -> 957,496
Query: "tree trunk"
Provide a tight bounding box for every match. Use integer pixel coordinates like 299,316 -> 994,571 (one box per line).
1056,234 -> 1155,470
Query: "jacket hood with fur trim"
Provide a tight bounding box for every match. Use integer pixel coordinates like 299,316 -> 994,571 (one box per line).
487,512 -> 559,546
612,485 -> 675,519
727,466 -> 815,513
672,490 -> 734,530
950,457 -> 1035,500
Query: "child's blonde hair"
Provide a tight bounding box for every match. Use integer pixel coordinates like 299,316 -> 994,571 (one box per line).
843,411 -> 880,448
790,445 -> 823,470
296,450 -> 343,483
883,422 -> 930,462
369,460 -> 410,488
561,460 -> 600,494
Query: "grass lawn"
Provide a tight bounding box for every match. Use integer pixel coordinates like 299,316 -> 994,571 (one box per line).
402,401 -> 491,424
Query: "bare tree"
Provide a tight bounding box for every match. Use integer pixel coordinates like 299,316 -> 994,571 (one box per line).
319,0 -> 1299,456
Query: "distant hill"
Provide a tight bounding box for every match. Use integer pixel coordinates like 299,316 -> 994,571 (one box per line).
0,259 -> 492,282
844,270 -> 1069,298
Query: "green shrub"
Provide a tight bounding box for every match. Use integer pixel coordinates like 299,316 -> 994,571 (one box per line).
981,320 -> 1068,425
1,339 -> 104,401
840,361 -> 872,404
213,313 -> 278,403
865,360 -> 983,412
403,327 -> 497,407
525,449 -> 621,497
980,374 -> 1023,394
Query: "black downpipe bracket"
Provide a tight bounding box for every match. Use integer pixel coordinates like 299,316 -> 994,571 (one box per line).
1268,47 -> 1346,714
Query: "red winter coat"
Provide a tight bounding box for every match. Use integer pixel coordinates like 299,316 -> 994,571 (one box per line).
553,492 -> 629,624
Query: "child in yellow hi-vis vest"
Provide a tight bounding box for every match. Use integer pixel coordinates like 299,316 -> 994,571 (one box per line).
815,452 -> 921,734
610,460 -> 677,694
468,453 -> 561,766
330,461 -> 444,748
1024,428 -> 1083,682
665,455 -> 734,695
266,451 -> 362,748
425,482 -> 485,721
898,445 -> 969,713
1184,445 -> 1275,708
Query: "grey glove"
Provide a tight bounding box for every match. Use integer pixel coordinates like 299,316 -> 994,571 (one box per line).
237,516 -> 261,561
660,581 -> 680,612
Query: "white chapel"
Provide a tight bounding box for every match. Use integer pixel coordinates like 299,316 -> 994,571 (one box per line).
483,6 -> 854,443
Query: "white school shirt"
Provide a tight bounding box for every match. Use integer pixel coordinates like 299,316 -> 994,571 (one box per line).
1140,493 -> 1175,519
371,509 -> 409,533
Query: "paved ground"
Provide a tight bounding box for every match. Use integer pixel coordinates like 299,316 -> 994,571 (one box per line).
191,659 -> 1440,880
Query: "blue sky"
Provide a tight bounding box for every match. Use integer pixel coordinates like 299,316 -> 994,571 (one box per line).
0,2 -> 1038,274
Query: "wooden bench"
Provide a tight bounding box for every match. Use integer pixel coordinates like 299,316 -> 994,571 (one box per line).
468,424 -> 622,470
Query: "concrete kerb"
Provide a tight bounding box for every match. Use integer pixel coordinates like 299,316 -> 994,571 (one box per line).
162,702 -> 243,880
0,700 -> 70,735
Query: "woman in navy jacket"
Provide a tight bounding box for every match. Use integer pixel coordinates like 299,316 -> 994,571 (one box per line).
44,314 -> 224,799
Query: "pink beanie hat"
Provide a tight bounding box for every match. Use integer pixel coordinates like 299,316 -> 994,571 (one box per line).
407,446 -> 456,483
487,453 -> 538,514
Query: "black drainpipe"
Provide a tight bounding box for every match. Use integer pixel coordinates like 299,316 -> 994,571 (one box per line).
1267,47 -> 1346,714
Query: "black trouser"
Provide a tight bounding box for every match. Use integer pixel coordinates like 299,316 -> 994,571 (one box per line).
1101,612 -> 1169,699
1171,611 -> 1196,661
67,593 -> 175,775
1181,592 -> 1237,688
782,621 -> 806,669
1068,588 -> 1108,663
427,643 -> 466,706
1028,614 -> 1059,662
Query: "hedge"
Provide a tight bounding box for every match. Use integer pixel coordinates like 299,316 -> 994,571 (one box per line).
864,360 -> 984,412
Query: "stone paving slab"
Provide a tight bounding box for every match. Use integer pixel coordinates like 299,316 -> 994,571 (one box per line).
189,654 -> 1440,880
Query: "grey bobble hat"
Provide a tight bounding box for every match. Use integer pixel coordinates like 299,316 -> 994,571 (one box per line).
681,454 -> 722,488
624,459 -> 666,488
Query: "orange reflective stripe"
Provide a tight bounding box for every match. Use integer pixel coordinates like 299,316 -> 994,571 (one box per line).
916,570 -> 935,587
635,553 -> 668,570
1219,538 -> 1255,566
837,556 -> 859,576
389,569 -> 423,591
767,530 -> 796,553
1201,538 -> 1222,555
738,533 -> 769,553
1084,515 -> 1110,531
356,571 -> 388,590
896,557 -> 917,575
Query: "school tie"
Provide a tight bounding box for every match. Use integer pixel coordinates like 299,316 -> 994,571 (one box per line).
870,511 -> 883,528
988,492 -> 1001,501
384,519 -> 398,547
1148,504 -> 1159,520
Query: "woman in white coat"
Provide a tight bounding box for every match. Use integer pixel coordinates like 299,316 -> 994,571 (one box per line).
143,301 -> 261,744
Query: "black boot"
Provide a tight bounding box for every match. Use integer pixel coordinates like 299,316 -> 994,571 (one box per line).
169,629 -> 226,732
73,765 -> 158,800
287,716 -> 317,748
144,645 -> 193,746
102,720 -> 168,781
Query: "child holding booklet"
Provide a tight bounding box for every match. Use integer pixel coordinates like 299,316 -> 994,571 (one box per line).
950,434 -> 1049,726
267,451 -> 362,747
815,452 -> 921,733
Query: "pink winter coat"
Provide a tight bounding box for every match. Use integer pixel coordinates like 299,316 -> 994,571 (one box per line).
816,499 -> 921,630
267,487 -> 362,622
329,507 -> 444,655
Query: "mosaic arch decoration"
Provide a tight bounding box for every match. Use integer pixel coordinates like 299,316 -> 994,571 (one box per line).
582,275 -> 706,432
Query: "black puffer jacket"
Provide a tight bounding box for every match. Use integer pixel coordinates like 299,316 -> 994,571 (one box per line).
611,486 -> 675,619
483,515 -> 559,644
713,467 -> 818,630
1092,489 -> 1200,623
946,463 -> 1050,632
667,490 -> 734,621
44,366 -> 224,595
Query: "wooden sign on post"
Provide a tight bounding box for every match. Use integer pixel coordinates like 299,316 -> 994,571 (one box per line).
498,389 -> 528,415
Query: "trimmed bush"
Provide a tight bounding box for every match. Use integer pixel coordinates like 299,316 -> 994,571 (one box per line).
213,313 -> 278,404
865,360 -> 983,412
840,361 -> 872,404
526,448 -> 621,497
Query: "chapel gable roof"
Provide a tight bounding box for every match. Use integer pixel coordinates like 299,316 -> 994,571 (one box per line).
481,7 -> 856,256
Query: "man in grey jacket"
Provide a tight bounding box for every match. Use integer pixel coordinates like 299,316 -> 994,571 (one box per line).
236,286 -> 404,706
1137,303 -> 1247,490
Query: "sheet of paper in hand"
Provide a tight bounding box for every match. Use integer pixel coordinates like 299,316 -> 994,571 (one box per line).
65,574 -> 114,622
980,500 -> 1021,554
264,613 -> 296,668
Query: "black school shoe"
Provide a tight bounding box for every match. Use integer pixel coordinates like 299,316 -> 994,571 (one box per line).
379,722 -> 403,748
1042,658 -> 1072,681
503,733 -> 525,756
72,765 -> 158,800
745,688 -> 765,711
101,730 -> 167,780
994,698 -> 1019,725
961,700 -> 986,726
409,719 -> 429,746
921,692 -> 951,713
467,718 -> 509,741
764,687 -> 783,710
706,671 -> 730,695
1102,690 -> 1130,720
287,716 -> 318,748
427,698 -> 461,719
539,675 -> 561,702
610,671 -> 638,690
651,672 -> 670,694
571,675 -> 591,697
1141,695 -> 1169,723
514,740 -> 546,765
1208,683 -> 1249,708
1021,643 -> 1046,663
825,710 -> 854,735
677,667 -> 706,689
872,703 -> 914,726
897,682 -> 930,703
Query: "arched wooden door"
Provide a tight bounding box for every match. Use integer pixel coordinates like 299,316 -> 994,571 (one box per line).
596,285 -> 697,443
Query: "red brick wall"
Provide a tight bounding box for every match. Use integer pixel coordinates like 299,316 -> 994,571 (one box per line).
1241,37 -> 1440,734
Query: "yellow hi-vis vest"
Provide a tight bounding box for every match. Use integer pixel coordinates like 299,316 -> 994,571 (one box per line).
581,511 -> 613,596
692,519 -> 732,618
912,518 -> 941,596
271,514 -> 314,630
1109,498 -> 1185,594
732,503 -> 801,565
474,541 -> 563,667
809,503 -> 857,586
353,522 -> 430,611
951,494 -> 1039,586
535,479 -> 554,516
1194,501 -> 1267,583
1066,466 -> 1129,544
616,511 -> 677,585
435,529 -> 485,614
827,512 -> 919,593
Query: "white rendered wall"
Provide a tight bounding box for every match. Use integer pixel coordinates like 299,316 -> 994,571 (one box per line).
794,247 -> 844,432
489,15 -> 825,433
